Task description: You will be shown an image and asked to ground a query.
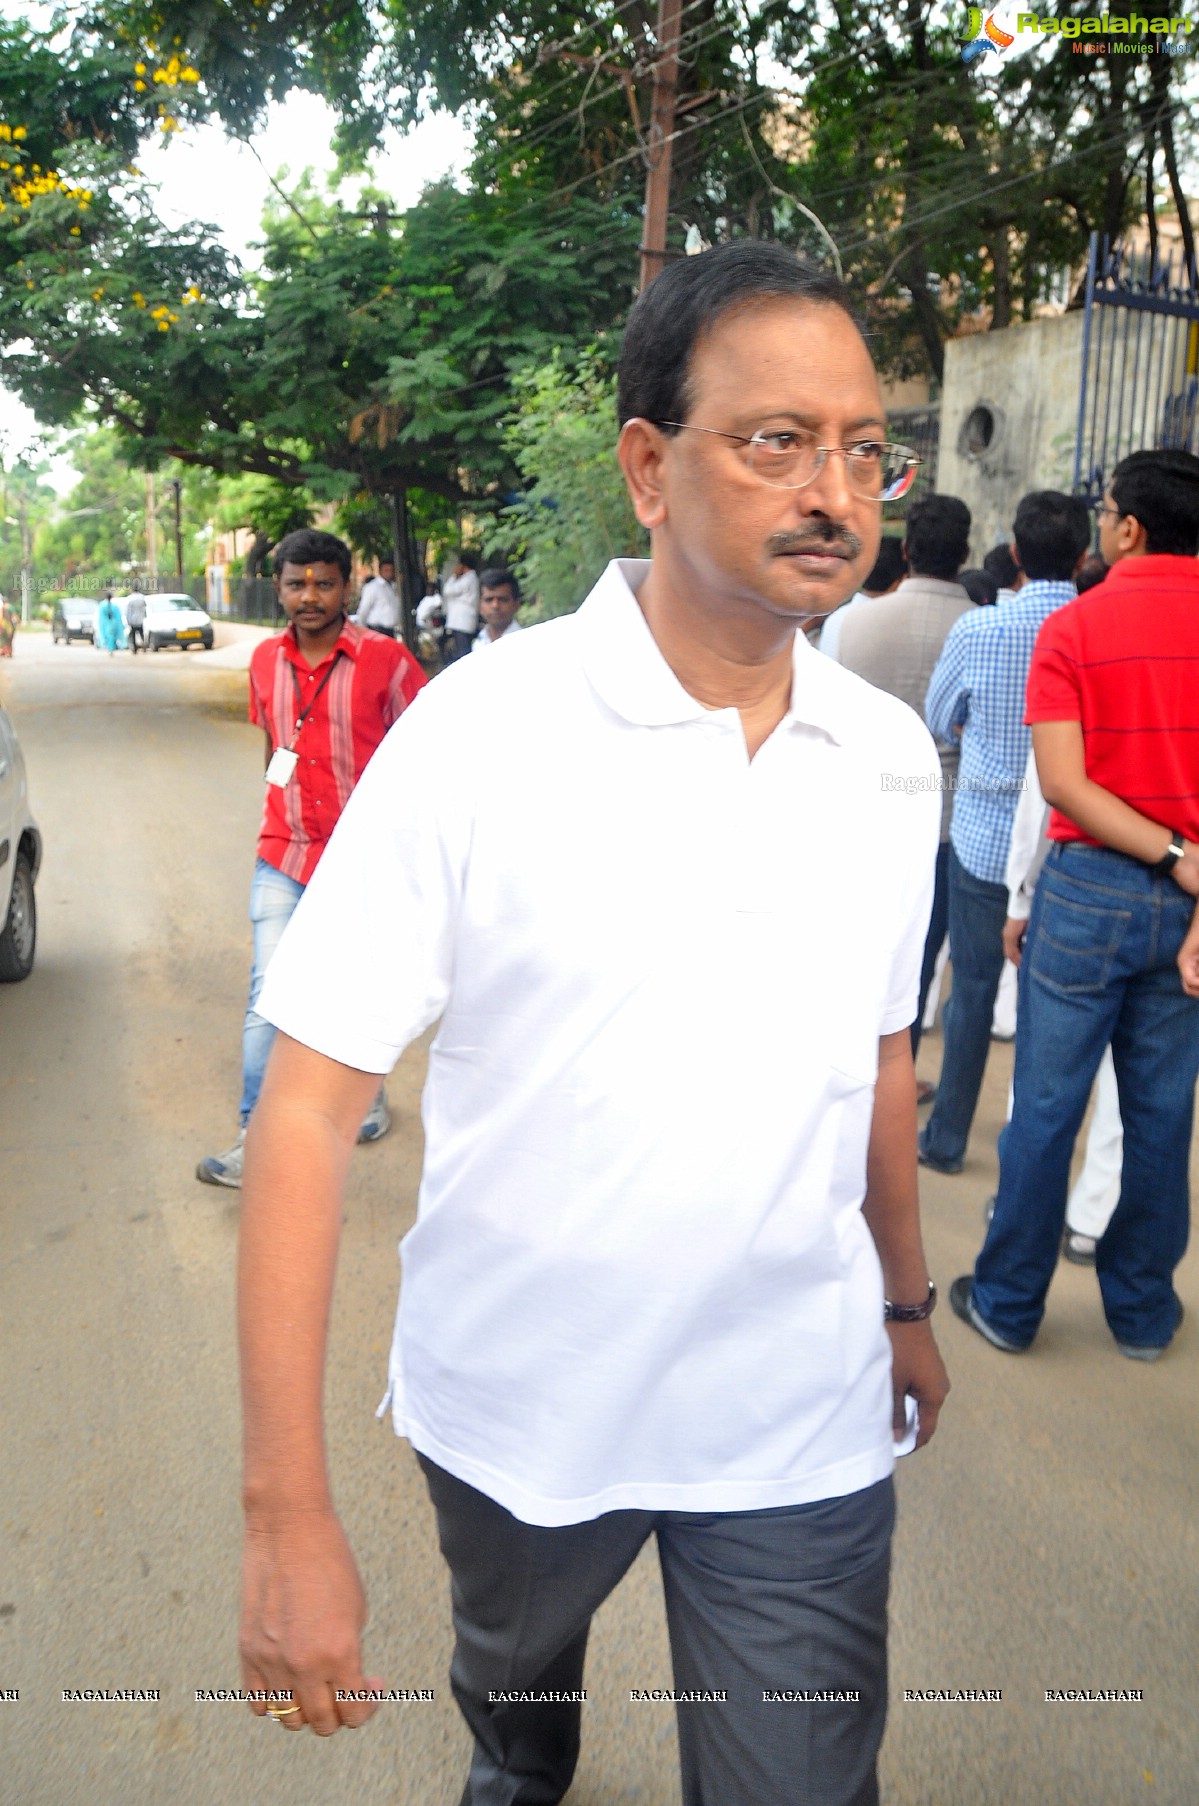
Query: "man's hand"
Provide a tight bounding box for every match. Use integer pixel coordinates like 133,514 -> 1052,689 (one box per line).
1179,904 -> 1199,997
1002,916 -> 1027,968
887,1320 -> 949,1451
1170,841 -> 1199,899
240,1506 -> 384,1735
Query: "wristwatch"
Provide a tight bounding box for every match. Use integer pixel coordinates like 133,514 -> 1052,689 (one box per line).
884,1281 -> 937,1323
1149,833 -> 1186,876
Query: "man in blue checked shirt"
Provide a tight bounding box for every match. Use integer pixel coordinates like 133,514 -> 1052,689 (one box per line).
918,491 -> 1091,1174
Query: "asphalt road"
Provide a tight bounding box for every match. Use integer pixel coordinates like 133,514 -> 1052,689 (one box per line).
2,628 -> 1197,1806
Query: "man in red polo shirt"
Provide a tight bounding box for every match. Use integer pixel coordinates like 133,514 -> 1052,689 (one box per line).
197,528 -> 425,1188
953,449 -> 1199,1361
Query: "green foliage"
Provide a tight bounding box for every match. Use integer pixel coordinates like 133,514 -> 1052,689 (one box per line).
502,346 -> 645,621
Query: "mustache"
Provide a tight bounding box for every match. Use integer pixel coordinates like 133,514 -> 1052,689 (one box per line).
768,525 -> 863,560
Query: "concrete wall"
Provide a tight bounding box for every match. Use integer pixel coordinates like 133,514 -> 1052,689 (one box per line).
935,313 -> 1086,557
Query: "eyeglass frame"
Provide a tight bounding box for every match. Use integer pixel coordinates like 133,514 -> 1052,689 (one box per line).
650,420 -> 922,499
1092,500 -> 1123,522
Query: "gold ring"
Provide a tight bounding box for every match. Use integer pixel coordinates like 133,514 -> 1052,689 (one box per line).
265,1704 -> 301,1718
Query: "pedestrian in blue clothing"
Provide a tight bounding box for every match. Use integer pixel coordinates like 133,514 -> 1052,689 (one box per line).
918,491 -> 1090,1174
96,591 -> 126,655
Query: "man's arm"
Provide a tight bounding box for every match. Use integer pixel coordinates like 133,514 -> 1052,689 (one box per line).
1179,903 -> 1199,996
924,624 -> 969,747
238,1033 -> 386,1736
861,1030 -> 949,1450
1032,721 -> 1199,896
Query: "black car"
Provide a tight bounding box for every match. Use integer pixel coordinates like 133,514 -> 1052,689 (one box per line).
51,598 -> 101,644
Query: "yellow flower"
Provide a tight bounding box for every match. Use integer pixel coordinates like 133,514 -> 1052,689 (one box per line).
91,288 -> 104,301
134,80 -> 146,91
132,291 -> 146,307
134,61 -> 146,74
12,164 -> 23,177
157,320 -> 170,332
13,126 -> 27,140
0,125 -> 11,141
180,68 -> 200,83
69,225 -> 81,235
153,68 -> 168,83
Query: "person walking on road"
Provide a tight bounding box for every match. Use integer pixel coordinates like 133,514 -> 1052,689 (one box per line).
196,528 -> 425,1189
124,589 -> 147,654
441,552 -> 480,663
918,491 -> 1090,1174
953,449 -> 1199,1361
235,242 -> 948,1806
355,558 -> 401,638
96,591 -> 126,656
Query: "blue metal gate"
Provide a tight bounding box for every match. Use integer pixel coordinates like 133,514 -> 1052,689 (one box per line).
1073,231 -> 1199,505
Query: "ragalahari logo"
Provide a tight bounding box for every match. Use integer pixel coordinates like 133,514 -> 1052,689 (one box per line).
960,6 -> 1017,58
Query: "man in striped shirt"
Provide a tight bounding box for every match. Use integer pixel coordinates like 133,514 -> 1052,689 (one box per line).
918,491 -> 1090,1174
196,528 -> 426,1188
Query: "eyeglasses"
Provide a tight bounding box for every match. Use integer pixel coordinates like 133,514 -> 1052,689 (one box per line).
654,421 -> 922,502
1092,502 -> 1122,522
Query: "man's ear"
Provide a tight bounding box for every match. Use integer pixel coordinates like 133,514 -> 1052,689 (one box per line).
617,419 -> 670,532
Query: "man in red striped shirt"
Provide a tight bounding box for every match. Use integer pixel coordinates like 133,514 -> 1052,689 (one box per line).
953,449 -> 1199,1361
197,529 -> 426,1188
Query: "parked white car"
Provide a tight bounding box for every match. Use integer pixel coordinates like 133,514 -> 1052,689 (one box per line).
0,702 -> 41,981
128,592 -> 215,651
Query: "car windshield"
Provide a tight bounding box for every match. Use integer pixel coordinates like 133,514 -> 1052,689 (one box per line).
149,596 -> 199,611
66,600 -> 100,616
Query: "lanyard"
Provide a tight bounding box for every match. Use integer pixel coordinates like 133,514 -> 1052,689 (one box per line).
286,649 -> 344,751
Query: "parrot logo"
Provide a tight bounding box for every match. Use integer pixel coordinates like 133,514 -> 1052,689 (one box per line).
959,7 -> 1015,61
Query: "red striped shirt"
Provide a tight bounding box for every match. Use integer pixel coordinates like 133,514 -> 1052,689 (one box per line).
1025,553 -> 1199,845
249,620 -> 426,883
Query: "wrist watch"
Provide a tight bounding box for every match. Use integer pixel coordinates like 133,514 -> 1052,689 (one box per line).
884,1281 -> 937,1323
1149,833 -> 1186,876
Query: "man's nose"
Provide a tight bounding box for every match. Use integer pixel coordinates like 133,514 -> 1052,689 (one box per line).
795,447 -> 856,519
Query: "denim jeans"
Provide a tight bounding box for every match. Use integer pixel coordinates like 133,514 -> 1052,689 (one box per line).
912,840 -> 950,1058
919,845 -> 1009,1167
240,857 -> 306,1126
974,843 -> 1199,1350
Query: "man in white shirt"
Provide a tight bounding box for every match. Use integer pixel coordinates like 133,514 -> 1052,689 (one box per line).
237,241 -> 948,1806
441,553 -> 481,662
355,558 -> 400,637
472,567 -> 523,650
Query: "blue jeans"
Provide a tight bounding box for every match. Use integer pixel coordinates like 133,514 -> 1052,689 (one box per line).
919,845 -> 1009,1167
974,843 -> 1199,1349
240,858 -> 305,1127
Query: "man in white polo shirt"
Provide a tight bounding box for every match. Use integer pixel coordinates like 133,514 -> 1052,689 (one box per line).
237,242 -> 948,1806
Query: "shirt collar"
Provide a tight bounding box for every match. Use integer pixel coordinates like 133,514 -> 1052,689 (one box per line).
576,559 -> 857,746
281,616 -> 362,666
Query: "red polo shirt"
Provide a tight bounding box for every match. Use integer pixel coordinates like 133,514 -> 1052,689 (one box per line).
1025,553 -> 1199,845
249,619 -> 426,883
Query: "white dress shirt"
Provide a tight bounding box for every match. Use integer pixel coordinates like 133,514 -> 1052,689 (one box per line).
357,575 -> 400,631
441,569 -> 480,634
259,559 -> 940,1527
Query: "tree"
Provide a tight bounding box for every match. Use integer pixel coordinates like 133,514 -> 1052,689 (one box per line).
502,345 -> 646,619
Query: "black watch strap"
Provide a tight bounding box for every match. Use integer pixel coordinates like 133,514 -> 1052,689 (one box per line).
1150,834 -> 1185,876
884,1281 -> 937,1323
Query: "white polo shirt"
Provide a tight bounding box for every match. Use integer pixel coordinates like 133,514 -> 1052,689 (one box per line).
258,559 -> 940,1527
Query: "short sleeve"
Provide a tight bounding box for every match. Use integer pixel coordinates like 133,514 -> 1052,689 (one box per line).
1025,609 -> 1081,724
255,692 -> 468,1073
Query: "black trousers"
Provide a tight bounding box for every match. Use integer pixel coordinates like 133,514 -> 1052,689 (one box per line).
128,622 -> 145,652
419,1455 -> 894,1806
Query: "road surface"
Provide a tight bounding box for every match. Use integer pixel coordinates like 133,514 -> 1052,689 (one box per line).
1,629 -> 1196,1804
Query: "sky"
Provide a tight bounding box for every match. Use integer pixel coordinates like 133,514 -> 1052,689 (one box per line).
0,88 -> 473,494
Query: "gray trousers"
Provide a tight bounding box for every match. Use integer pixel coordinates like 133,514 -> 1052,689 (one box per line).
418,1456 -> 894,1806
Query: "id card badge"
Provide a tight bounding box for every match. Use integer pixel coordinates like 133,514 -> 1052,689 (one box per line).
265,746 -> 299,788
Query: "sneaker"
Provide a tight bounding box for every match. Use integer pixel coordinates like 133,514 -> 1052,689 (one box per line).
949,1275 -> 1027,1353
918,1145 -> 964,1176
357,1091 -> 391,1144
1061,1228 -> 1097,1266
196,1129 -> 246,1189
1115,1300 -> 1184,1363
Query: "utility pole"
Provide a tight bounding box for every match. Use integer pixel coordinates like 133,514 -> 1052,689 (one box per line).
145,471 -> 158,584
639,0 -> 682,293
170,478 -> 184,584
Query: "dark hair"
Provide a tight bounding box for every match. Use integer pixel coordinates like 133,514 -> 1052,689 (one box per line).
378,555 -> 396,570
902,493 -> 971,581
1110,449 -> 1199,556
1075,552 -> 1108,594
455,548 -> 479,569
272,528 -> 352,581
479,566 -> 520,599
617,241 -> 857,428
982,543 -> 1019,590
959,568 -> 999,607
1011,491 -> 1090,581
862,536 -> 906,593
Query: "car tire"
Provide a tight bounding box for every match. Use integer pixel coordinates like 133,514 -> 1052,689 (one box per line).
0,851 -> 36,983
